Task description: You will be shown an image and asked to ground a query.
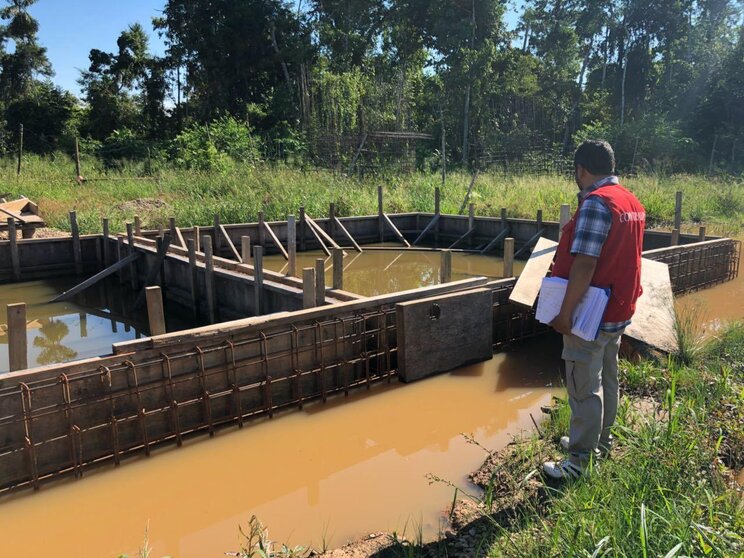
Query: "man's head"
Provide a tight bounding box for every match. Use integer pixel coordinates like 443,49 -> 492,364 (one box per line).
573,140 -> 615,190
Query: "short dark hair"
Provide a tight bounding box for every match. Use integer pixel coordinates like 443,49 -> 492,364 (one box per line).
574,140 -> 615,175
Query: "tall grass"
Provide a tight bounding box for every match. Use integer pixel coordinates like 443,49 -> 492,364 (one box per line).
1,154 -> 743,236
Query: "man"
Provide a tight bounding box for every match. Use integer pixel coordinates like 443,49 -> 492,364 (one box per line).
543,140 -> 645,480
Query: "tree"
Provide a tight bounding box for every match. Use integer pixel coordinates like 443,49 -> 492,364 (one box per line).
0,0 -> 52,101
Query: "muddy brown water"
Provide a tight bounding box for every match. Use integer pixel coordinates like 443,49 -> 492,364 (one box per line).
0,336 -> 561,557
1,244 -> 742,557
0,278 -> 148,374
263,244 -> 526,296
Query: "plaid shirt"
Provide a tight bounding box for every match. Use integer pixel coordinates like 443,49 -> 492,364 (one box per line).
571,176 -> 630,332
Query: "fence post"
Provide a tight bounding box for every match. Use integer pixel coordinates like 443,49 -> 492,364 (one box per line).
70,211 -> 83,275
203,235 -> 216,324
440,250 -> 452,283
698,226 -> 706,242
241,235 -> 252,266
8,218 -> 20,281
16,123 -> 23,176
674,191 -> 683,232
378,186 -> 384,242
74,137 -> 82,179
671,229 -> 680,246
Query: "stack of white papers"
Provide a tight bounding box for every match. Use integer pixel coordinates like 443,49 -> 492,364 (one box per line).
535,277 -> 610,341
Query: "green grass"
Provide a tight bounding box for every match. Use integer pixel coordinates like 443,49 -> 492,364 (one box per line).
462,323 -> 744,558
1,154 -> 743,236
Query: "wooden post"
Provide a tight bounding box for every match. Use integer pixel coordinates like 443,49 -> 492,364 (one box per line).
169,217 -> 177,242
303,267 -> 316,309
193,225 -> 200,252
674,191 -> 682,232
698,226 -> 706,242
503,237 -> 515,277
671,228 -> 680,246
126,223 -> 138,290
116,236 -> 125,284
299,206 -> 307,251
501,207 -> 507,229
328,203 -> 336,241
102,218 -> 110,266
253,246 -> 264,316
440,250 -> 452,283
203,235 -> 216,324
7,303 -> 27,371
315,258 -> 325,306
16,123 -> 23,176
332,248 -> 344,290
213,214 -> 222,252
559,204 -> 571,240
441,109 -> 446,187
134,215 -> 142,236
536,209 -> 543,232
378,186 -> 384,242
7,218 -> 20,281
187,239 -> 199,320
241,236 -> 252,266
70,211 -> 83,275
258,211 -> 266,247
287,216 -> 296,276
74,137 -> 82,179
145,286 -> 166,336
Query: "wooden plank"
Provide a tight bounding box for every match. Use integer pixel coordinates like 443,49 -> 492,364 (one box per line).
508,237 -> 558,308
0,206 -> 28,224
333,216 -> 363,252
115,277 -> 491,353
219,224 -> 243,262
625,259 -> 677,353
241,236 -> 252,266
262,221 -> 289,260
412,214 -> 440,246
7,303 -> 28,372
49,253 -> 141,303
382,213 -> 411,247
0,198 -> 30,213
396,288 -> 493,382
480,228 -> 509,255
305,217 -> 331,257
126,223 -> 138,290
448,227 -> 475,249
305,215 -> 341,250
513,227 -> 546,259
102,218 -> 110,266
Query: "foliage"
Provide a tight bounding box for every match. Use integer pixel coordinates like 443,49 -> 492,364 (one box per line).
169,116 -> 261,172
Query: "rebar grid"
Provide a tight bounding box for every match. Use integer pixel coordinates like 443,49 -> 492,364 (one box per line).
646,239 -> 741,295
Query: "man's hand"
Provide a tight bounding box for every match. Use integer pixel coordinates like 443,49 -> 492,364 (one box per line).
550,310 -> 573,335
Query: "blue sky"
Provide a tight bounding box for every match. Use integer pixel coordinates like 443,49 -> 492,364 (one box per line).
30,0 -> 167,96
27,0 -> 522,97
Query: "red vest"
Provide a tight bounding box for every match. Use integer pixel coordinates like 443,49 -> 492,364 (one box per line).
552,183 -> 645,323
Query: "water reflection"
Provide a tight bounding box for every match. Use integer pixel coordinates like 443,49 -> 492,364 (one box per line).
264,244 -> 527,297
33,318 -> 77,365
0,278 -> 148,373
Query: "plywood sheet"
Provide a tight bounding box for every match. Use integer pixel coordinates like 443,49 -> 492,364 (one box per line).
396,288 -> 493,383
508,237 -> 558,308
625,258 -> 678,353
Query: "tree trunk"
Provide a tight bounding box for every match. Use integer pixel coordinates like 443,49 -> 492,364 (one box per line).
462,85 -> 471,164
620,54 -> 627,127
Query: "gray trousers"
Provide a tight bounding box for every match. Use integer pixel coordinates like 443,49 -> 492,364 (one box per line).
562,329 -> 623,467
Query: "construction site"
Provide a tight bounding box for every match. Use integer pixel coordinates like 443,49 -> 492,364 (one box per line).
0,189 -> 741,556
